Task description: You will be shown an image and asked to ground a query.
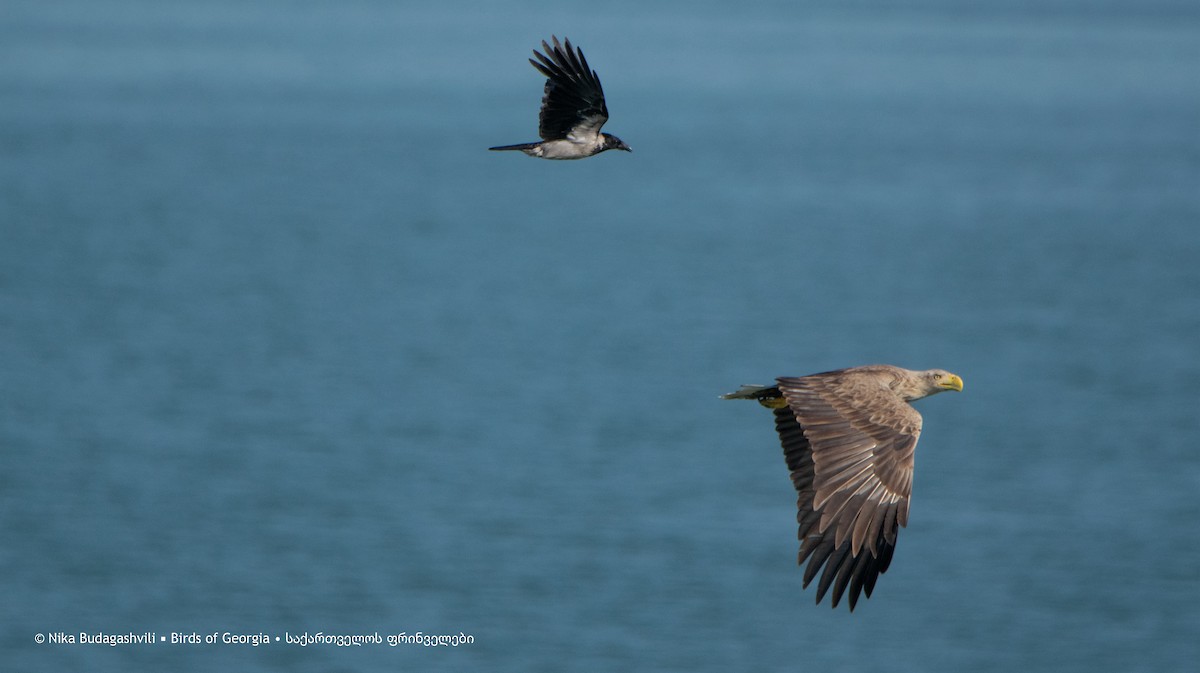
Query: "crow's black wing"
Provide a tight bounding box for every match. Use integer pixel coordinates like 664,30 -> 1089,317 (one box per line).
529,36 -> 609,142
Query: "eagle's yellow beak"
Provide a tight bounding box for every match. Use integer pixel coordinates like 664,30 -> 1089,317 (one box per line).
940,374 -> 964,392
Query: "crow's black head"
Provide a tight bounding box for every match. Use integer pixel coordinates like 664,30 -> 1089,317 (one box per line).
601,133 -> 632,152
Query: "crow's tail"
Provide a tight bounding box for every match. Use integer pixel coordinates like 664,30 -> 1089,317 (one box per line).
488,142 -> 539,152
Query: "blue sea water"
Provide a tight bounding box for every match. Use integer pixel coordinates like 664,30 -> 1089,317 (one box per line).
2,1 -> 1198,671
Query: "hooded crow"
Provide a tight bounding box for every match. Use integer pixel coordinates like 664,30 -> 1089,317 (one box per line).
490,36 -> 631,160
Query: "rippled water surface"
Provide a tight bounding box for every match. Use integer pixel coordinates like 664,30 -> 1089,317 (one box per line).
3,1 -> 1198,671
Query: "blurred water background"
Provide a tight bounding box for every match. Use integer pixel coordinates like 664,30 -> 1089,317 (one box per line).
2,0 -> 1198,671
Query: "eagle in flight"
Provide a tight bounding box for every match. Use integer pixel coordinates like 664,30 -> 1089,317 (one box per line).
723,365 -> 964,611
